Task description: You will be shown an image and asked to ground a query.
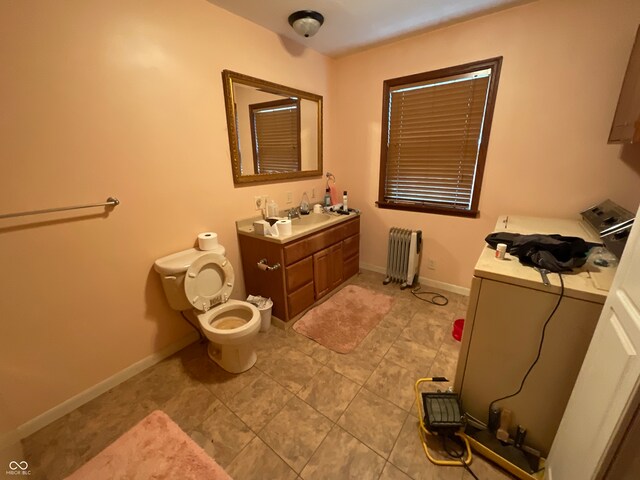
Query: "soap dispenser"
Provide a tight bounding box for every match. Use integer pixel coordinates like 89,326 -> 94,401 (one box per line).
300,192 -> 310,214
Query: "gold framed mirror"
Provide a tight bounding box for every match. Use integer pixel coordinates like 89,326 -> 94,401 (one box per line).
222,70 -> 323,185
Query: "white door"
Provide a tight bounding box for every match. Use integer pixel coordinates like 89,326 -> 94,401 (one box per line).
546,207 -> 640,480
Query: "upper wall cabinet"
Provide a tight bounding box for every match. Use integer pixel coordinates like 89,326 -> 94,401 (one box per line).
609,26 -> 640,144
222,70 -> 323,185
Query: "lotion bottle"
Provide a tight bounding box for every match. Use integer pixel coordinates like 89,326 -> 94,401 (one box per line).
343,191 -> 348,211
324,188 -> 331,207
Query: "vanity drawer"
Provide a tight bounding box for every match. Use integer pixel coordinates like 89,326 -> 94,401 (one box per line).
287,282 -> 315,318
340,217 -> 360,239
344,254 -> 359,280
286,257 -> 313,292
343,234 -> 359,259
284,228 -> 342,264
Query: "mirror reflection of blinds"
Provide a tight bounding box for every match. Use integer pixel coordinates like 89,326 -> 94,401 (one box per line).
254,105 -> 299,173
385,72 -> 491,210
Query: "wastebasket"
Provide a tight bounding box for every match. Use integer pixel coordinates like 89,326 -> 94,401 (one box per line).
247,295 -> 273,332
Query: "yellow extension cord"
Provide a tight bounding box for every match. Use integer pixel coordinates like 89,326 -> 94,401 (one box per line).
414,377 -> 473,467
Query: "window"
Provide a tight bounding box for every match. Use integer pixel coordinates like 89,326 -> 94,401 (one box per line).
250,98 -> 301,173
377,57 -> 502,217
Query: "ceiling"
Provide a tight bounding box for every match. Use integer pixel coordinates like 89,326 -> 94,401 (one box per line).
207,0 -> 533,57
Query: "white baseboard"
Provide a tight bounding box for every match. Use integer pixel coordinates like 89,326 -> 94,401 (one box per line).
3,331 -> 199,448
359,263 -> 470,296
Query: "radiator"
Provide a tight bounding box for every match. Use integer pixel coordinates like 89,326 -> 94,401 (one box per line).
383,228 -> 422,289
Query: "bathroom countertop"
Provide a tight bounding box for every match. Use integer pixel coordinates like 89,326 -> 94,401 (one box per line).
236,211 -> 360,244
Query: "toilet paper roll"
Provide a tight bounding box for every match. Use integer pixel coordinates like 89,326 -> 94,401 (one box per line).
197,232 -> 219,250
313,204 -> 323,214
276,219 -> 292,236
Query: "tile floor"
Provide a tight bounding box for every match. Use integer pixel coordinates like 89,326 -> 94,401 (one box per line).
22,270 -> 516,480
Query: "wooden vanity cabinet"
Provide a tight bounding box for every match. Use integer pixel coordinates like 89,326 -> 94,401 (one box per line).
238,216 -> 360,324
313,243 -> 343,300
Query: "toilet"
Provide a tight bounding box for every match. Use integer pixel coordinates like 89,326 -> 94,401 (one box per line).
154,245 -> 261,373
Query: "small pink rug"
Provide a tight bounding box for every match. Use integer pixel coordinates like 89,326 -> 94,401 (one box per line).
65,410 -> 232,480
293,285 -> 395,353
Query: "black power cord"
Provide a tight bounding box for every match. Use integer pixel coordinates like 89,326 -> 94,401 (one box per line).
487,272 -> 565,417
441,434 -> 479,479
411,285 -> 449,306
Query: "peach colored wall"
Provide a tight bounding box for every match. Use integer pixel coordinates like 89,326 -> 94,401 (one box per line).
0,0 -> 332,433
328,0 -> 640,289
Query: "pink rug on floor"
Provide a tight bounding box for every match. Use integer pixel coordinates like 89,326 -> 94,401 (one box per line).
65,410 -> 232,480
293,285 -> 395,353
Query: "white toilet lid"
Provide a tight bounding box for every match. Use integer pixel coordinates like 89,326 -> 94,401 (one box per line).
184,253 -> 234,311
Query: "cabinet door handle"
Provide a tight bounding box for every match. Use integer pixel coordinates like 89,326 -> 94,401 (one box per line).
257,258 -> 281,272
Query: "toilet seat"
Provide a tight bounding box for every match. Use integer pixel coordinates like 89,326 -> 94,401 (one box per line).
184,253 -> 234,312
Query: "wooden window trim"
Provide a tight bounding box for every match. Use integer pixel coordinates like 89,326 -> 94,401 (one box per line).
377,57 -> 502,218
249,98 -> 302,174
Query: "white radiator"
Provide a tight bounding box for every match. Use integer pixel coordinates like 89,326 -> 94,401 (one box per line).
383,228 -> 422,289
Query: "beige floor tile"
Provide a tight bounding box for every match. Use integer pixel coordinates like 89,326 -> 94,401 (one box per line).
161,384 -> 221,432
365,358 -> 418,412
227,436 -> 297,480
355,323 -> 401,358
325,348 -> 381,385
256,344 -> 322,394
300,425 -> 386,480
254,328 -> 289,353
259,397 -> 332,473
385,297 -> 421,325
379,461 -> 413,480
384,336 -> 439,377
284,328 -> 332,364
74,390 -> 160,459
400,315 -> 448,351
297,366 -> 361,421
389,415 -> 464,480
184,355 -> 262,402
22,410 -> 93,479
189,402 -> 255,468
226,374 -> 293,432
425,341 -> 461,393
337,388 -> 407,458
412,304 -> 457,328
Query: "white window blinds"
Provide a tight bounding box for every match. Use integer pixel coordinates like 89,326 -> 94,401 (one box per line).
384,70 -> 492,211
251,103 -> 300,174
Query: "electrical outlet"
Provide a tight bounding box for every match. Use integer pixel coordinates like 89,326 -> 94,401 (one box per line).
311,187 -> 316,199
254,196 -> 263,210
427,258 -> 436,270
286,191 -> 293,204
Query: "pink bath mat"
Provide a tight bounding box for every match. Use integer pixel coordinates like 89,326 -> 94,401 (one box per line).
65,410 -> 232,480
293,284 -> 395,353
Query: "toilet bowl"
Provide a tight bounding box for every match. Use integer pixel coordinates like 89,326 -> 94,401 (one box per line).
154,245 -> 261,374
198,300 -> 260,373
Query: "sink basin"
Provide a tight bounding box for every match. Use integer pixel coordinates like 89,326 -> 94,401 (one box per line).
291,213 -> 332,227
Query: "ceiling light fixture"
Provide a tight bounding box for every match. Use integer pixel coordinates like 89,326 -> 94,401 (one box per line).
288,10 -> 324,38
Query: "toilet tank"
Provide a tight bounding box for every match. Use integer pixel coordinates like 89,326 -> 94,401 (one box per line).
154,246 -> 225,311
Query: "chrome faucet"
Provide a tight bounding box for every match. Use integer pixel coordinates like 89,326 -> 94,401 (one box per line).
287,207 -> 301,219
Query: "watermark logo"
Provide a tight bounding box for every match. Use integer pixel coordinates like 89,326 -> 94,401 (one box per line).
6,461 -> 30,476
